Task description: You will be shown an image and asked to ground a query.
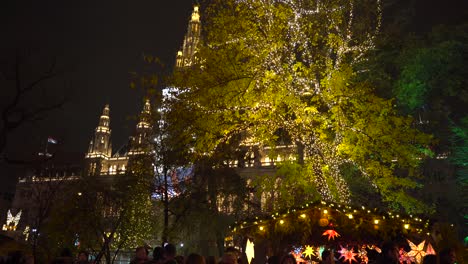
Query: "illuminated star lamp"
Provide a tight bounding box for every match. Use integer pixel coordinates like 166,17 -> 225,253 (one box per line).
407,239 -> 426,264
23,226 -> 30,241
367,245 -> 381,254
357,245 -> 368,264
316,246 -> 325,261
246,239 -> 255,264
322,229 -> 340,241
2,210 -> 21,231
399,249 -> 413,264
291,247 -> 305,263
426,243 -> 436,255
338,246 -> 357,264
303,245 -> 315,259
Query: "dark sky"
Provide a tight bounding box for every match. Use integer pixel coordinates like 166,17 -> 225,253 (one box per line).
0,0 -> 195,190
1,0 -> 194,157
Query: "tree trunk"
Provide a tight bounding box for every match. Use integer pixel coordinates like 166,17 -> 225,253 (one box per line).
163,167 -> 169,243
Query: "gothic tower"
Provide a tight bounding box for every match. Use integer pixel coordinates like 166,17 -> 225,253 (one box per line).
176,5 -> 201,67
85,104 -> 112,176
129,99 -> 153,155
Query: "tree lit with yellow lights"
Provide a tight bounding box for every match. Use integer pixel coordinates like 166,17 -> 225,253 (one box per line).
169,0 -> 432,213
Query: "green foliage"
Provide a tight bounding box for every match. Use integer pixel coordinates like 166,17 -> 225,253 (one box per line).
117,155 -> 157,248
253,161 -> 320,211
168,0 -> 432,213
395,37 -> 466,113
45,156 -> 157,263
450,116 -> 468,226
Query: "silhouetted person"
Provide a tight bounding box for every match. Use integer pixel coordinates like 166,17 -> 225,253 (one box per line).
164,244 -> 177,264
130,246 -> 149,264
280,255 -> 296,264
378,242 -> 399,264
76,251 -> 89,264
267,256 -> 280,264
185,254 -> 205,264
149,247 -> 165,264
321,250 -> 335,264
219,253 -> 237,264
440,248 -> 457,264
422,255 -> 436,264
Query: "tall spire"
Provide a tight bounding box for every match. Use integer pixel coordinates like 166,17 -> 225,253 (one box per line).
129,99 -> 153,155
176,5 -> 201,68
86,104 -> 112,158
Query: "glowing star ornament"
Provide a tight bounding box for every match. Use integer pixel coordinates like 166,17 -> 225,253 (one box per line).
399,249 -> 413,264
322,229 -> 340,240
303,245 -> 315,259
426,243 -> 436,255
407,240 -> 426,264
367,245 -> 381,254
291,247 -> 306,263
23,226 -> 30,241
339,246 -> 357,264
246,239 -> 255,264
316,246 -> 325,261
357,246 -> 368,264
2,210 -> 22,231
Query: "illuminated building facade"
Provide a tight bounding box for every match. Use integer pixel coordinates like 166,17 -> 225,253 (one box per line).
176,5 -> 201,68
8,100 -> 153,240
84,99 -> 153,177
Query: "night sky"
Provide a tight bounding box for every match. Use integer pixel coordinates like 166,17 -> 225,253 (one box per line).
1,1 -> 194,154
1,0 -> 195,189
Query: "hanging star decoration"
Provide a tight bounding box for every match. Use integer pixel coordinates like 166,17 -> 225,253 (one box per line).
316,246 -> 325,261
339,246 -> 358,264
357,245 -> 368,264
246,239 -> 255,264
303,245 -> 315,259
322,229 -> 340,240
291,247 -> 306,263
3,210 -> 22,231
23,226 -> 30,241
367,245 -> 381,254
407,240 -> 426,264
399,249 -> 413,264
426,243 -> 436,255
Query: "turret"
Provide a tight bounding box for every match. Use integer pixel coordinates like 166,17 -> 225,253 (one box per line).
176,5 -> 201,67
86,104 -> 112,158
129,99 -> 153,155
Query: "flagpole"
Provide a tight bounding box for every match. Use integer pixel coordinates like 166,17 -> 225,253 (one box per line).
38,137 -> 54,158
44,138 -> 49,157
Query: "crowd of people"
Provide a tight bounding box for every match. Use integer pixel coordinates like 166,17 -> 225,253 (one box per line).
0,241 -> 458,264
124,242 -> 458,264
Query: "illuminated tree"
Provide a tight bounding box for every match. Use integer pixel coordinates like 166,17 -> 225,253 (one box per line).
169,0 -> 432,213
46,155 -> 156,264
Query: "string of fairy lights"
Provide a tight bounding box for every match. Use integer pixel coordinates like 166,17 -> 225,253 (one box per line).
229,200 -> 432,238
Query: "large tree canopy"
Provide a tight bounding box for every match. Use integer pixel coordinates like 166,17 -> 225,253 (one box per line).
168,0 -> 432,213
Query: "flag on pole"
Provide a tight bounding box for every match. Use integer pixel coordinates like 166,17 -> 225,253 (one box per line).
47,137 -> 58,144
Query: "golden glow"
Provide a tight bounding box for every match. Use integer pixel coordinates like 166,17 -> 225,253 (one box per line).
323,209 -> 328,214
300,213 -> 306,218
191,7 -> 200,22
246,239 -> 255,264
404,224 -> 410,229
279,219 -> 284,225
374,219 -> 379,224
77,192 -> 82,196
348,214 -> 353,219
259,226 -> 264,231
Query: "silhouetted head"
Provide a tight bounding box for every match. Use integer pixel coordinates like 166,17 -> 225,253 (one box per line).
153,246 -> 165,261
186,253 -> 205,264
440,248 -> 457,264
164,243 -> 177,259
